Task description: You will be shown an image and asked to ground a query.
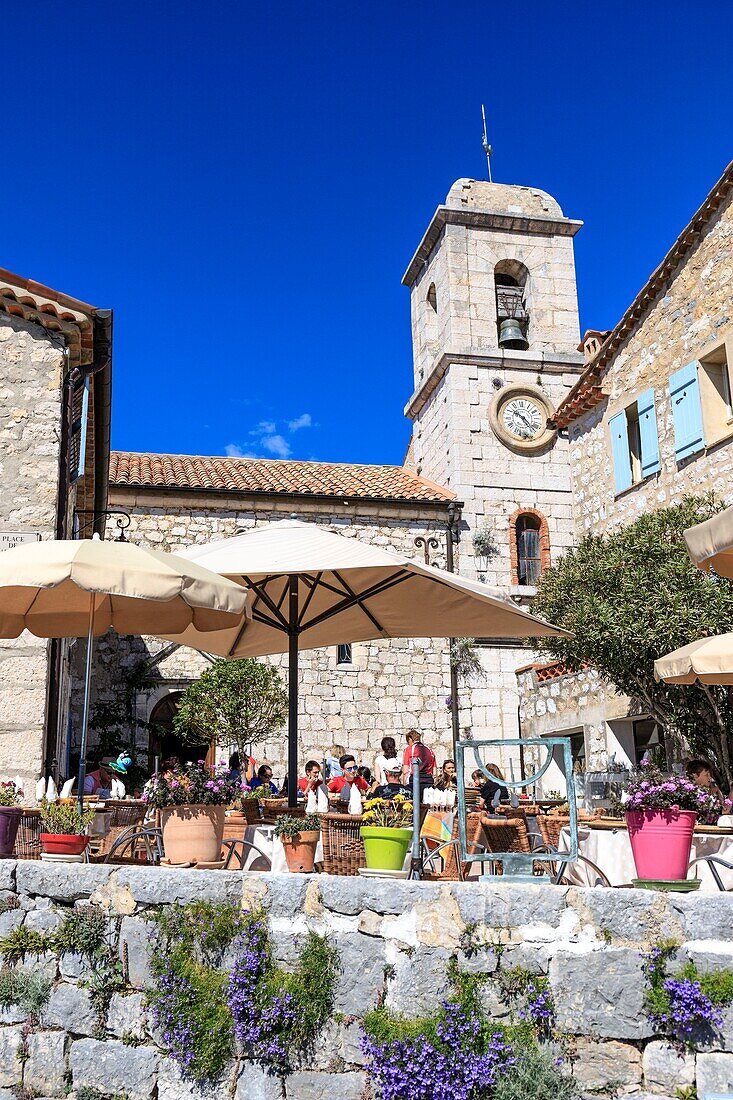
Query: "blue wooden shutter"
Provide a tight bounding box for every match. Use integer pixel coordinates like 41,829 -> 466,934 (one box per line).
637,389 -> 661,477
669,362 -> 705,461
609,408 -> 632,494
69,375 -> 90,484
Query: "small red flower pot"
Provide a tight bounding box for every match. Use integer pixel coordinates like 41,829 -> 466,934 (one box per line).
40,834 -> 90,856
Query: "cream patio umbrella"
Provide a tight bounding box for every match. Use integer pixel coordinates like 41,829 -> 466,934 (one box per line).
0,537 -> 250,805
161,520 -> 569,806
684,505 -> 733,578
654,633 -> 733,685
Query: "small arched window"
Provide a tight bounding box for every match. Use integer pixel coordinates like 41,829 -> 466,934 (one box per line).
509,509 -> 550,586
426,284 -> 437,312
495,261 -> 530,350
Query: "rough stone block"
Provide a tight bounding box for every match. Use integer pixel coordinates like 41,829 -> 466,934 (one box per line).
24,906 -> 62,934
453,882 -> 568,930
107,991 -> 147,1040
59,951 -> 85,983
284,1070 -> 365,1099
113,866 -> 243,906
43,982 -> 96,1036
550,949 -> 654,1040
386,946 -> 452,1017
571,1038 -> 641,1091
318,876 -> 440,917
332,933 -> 386,1016
70,1038 -> 158,1100
643,1041 -> 695,1092
580,887 -> 661,941
0,864 -> 16,893
157,1056 -> 224,1099
119,916 -> 157,990
260,875 -> 311,918
16,862 -> 114,902
697,1051 -> 733,1095
0,1027 -> 21,1088
236,1064 -> 285,1098
671,893 -> 733,940
0,910 -> 23,937
24,1029 -> 67,1096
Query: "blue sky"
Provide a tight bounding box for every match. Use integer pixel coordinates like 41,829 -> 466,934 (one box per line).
3,1 -> 732,466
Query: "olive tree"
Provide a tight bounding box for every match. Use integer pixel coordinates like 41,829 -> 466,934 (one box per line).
531,495 -> 733,787
172,658 -> 288,758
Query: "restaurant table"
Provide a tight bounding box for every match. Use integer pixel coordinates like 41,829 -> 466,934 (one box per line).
239,825 -> 324,873
558,823 -> 733,891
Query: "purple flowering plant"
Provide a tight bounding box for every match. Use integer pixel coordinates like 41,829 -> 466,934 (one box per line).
142,759 -> 244,809
642,940 -> 733,1048
149,900 -> 338,1085
621,760 -> 728,824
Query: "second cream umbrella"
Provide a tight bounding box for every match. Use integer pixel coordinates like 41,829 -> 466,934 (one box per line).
654,633 -> 733,685
162,520 -> 570,806
684,505 -> 733,579
0,537 -> 250,805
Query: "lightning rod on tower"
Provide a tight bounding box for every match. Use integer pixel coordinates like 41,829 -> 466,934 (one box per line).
481,104 -> 493,183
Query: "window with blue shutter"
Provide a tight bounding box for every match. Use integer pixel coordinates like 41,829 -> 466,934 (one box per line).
69,375 -> 90,484
609,408 -> 632,494
637,389 -> 661,477
669,362 -> 705,461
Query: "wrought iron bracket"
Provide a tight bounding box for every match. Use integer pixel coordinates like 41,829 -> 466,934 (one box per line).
74,508 -> 131,541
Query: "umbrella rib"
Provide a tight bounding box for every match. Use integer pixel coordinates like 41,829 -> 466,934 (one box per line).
330,569 -> 386,635
300,570 -> 412,633
297,572 -> 323,629
242,576 -> 289,631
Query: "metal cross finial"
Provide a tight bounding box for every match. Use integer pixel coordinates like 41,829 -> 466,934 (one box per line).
481,104 -> 493,183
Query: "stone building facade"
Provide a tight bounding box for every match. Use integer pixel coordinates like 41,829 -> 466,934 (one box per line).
518,160 -> 733,789
0,270 -> 111,785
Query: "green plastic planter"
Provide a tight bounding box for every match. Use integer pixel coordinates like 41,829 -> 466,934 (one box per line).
360,826 -> 413,871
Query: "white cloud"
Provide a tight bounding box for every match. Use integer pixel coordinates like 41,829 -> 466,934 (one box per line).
287,413 -> 312,431
261,434 -> 292,459
249,420 -> 276,437
225,443 -> 258,459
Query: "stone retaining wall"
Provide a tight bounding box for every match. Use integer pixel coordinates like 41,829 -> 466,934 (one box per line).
0,862 -> 732,1098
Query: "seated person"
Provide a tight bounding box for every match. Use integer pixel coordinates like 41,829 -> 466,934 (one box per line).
372,760 -> 412,799
327,755 -> 370,799
472,765 -> 508,810
249,764 -> 279,795
686,757 -> 725,803
436,759 -> 457,790
84,760 -> 114,798
297,760 -> 322,796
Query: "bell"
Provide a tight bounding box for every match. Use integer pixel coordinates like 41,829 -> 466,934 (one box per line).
498,318 -> 529,351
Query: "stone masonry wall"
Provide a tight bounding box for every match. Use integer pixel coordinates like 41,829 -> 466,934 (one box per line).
0,862 -> 731,1098
570,188 -> 733,535
0,316 -> 66,784
75,495 -> 456,778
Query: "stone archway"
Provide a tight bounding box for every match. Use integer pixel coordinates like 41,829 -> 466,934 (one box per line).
147,690 -> 214,772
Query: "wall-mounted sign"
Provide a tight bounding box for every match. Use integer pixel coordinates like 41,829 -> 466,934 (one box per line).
0,532 -> 41,550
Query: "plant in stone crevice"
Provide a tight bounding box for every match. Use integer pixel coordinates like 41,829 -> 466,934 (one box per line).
0,968 -> 51,1020
642,940 -> 733,1048
494,967 -> 555,1039
450,639 -> 484,684
148,900 -> 338,1086
491,1039 -> 579,1100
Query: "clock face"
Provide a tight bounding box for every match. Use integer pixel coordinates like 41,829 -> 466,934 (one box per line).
502,397 -> 544,440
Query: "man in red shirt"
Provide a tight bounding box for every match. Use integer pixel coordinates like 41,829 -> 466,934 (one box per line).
327,755 -> 370,798
402,729 -> 436,787
297,760 -> 323,796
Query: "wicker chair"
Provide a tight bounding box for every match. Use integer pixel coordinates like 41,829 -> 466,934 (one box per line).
91,801 -> 148,861
13,809 -> 42,860
537,815 -> 570,851
421,812 -> 488,882
321,813 -> 365,876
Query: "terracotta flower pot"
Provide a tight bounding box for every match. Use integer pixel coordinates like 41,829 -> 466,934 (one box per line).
280,830 -> 320,873
160,804 -> 226,865
0,807 -> 21,857
40,834 -> 90,856
626,809 -> 697,881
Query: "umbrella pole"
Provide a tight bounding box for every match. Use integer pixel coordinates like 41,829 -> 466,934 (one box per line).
287,576 -> 299,810
77,597 -> 95,816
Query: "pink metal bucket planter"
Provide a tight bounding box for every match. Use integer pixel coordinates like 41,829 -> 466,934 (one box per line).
626,809 -> 697,881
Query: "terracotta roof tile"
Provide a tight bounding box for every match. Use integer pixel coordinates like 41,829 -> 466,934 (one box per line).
110,451 -> 455,504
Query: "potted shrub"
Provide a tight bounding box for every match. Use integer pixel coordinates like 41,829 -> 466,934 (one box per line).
39,800 -> 96,858
143,760 -> 243,865
360,795 -> 414,872
274,813 -> 321,872
623,761 -> 729,882
0,782 -> 22,858
241,787 -> 264,825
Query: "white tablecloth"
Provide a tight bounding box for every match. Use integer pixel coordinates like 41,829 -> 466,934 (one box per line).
239,825 -> 324,873
558,825 -> 733,891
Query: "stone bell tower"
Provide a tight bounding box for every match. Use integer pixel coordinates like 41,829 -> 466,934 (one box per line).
402,177 -> 585,747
